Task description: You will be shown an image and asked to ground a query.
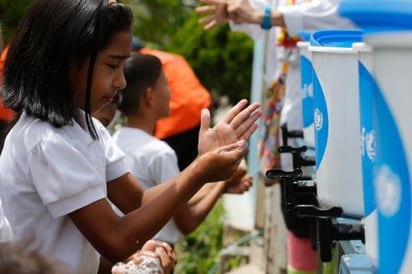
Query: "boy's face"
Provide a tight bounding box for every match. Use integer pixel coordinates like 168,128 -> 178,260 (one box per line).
70,30 -> 132,113
152,70 -> 171,120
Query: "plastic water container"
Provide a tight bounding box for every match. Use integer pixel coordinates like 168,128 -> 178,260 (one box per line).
297,39 -> 315,148
365,33 -> 412,274
352,42 -> 376,217
309,30 -> 364,217
339,1 -> 412,273
353,41 -> 378,266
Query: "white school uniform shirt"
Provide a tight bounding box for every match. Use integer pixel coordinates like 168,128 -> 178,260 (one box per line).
0,197 -> 12,242
112,127 -> 182,245
0,111 -> 128,274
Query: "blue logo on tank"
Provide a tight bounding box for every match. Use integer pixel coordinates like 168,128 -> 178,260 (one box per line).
359,63 -> 377,215
374,83 -> 410,274
301,56 -> 314,128
312,71 -> 328,169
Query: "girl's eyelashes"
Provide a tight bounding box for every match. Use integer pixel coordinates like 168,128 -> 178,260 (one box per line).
107,59 -> 126,70
107,63 -> 119,70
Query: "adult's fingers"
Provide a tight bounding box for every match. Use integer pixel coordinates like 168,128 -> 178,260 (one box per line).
195,4 -> 217,15
199,0 -> 226,5
198,16 -> 219,31
198,15 -> 214,25
205,20 -> 218,30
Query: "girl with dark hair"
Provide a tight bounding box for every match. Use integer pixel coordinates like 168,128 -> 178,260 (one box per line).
0,0 -> 261,273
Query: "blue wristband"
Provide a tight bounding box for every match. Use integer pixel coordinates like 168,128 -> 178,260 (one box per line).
261,7 -> 272,30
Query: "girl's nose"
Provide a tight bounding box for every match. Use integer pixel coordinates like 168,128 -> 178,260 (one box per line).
114,71 -> 127,90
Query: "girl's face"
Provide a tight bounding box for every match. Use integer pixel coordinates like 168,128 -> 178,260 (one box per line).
152,70 -> 171,120
70,30 -> 132,113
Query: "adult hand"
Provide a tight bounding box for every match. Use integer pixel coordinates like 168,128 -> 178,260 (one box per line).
196,0 -> 263,29
196,0 -> 230,30
198,99 -> 261,155
227,0 -> 262,25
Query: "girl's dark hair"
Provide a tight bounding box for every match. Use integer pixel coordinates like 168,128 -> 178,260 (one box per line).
118,53 -> 162,115
1,0 -> 133,139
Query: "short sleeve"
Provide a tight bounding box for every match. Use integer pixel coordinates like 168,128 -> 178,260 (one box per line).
149,143 -> 180,185
28,133 -> 106,218
95,122 -> 129,181
0,199 -> 12,242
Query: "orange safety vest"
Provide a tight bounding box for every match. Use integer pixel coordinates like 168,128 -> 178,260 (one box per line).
0,47 -> 14,122
139,48 -> 211,139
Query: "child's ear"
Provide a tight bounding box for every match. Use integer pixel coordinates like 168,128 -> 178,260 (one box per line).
144,87 -> 154,105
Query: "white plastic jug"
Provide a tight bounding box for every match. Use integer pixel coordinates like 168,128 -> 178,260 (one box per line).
309,30 -> 364,217
339,1 -> 412,272
365,32 -> 412,274
353,41 -> 378,267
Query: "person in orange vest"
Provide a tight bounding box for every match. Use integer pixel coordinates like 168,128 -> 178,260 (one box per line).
132,37 -> 212,171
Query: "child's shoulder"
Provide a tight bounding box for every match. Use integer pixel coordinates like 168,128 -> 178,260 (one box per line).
11,113 -> 71,151
147,138 -> 177,157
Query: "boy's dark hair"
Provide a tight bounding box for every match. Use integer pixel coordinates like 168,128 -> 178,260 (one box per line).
118,53 -> 162,115
1,0 -> 133,139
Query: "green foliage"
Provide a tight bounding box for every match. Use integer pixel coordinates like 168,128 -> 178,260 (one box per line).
124,0 -> 193,46
167,14 -> 254,104
175,200 -> 225,274
0,0 -> 31,43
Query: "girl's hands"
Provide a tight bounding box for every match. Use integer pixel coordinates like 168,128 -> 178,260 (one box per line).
224,161 -> 253,194
192,140 -> 249,184
198,99 -> 261,155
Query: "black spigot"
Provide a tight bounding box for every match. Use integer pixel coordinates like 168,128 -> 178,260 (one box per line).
266,168 -> 303,180
295,205 -> 365,262
266,169 -> 318,238
281,123 -> 303,146
278,145 -> 316,169
279,124 -> 316,169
